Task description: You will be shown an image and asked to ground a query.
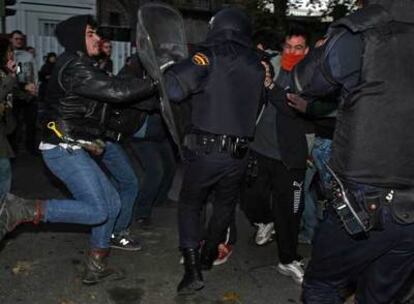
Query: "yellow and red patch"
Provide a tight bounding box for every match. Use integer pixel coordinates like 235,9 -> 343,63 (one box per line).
192,52 -> 209,66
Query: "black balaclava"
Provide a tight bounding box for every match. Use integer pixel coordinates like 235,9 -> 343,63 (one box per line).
55,15 -> 97,54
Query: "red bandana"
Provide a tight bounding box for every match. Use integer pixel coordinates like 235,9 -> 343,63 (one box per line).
281,53 -> 306,71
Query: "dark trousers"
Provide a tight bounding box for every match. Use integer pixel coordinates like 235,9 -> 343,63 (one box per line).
303,207 -> 414,303
241,152 -> 305,264
130,139 -> 176,219
9,101 -> 38,153
178,149 -> 247,249
202,197 -> 238,245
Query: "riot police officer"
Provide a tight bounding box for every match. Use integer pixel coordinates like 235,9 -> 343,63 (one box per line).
164,8 -> 265,294
289,0 -> 414,302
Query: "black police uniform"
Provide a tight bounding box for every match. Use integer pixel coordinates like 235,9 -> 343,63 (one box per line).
293,2 -> 414,303
164,8 -> 265,294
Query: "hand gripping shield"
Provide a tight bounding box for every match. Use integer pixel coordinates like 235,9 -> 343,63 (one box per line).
136,3 -> 188,158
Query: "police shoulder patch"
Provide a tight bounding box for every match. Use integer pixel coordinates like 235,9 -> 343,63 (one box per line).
192,52 -> 209,66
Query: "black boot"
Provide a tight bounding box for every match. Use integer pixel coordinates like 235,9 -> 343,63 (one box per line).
177,248 -> 204,294
200,243 -> 218,271
82,248 -> 124,285
0,193 -> 43,241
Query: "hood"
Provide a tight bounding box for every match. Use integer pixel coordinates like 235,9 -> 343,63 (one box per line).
365,0 -> 414,22
55,15 -> 96,54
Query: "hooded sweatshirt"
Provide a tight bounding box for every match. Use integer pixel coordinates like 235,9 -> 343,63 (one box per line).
55,15 -> 92,54
42,15 -> 156,144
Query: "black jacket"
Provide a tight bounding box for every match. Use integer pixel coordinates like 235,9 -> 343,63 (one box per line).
43,51 -> 156,143
166,30 -> 264,139
269,84 -> 309,169
294,3 -> 414,187
43,15 -> 156,143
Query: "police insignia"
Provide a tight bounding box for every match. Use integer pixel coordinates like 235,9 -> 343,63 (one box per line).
192,52 -> 209,66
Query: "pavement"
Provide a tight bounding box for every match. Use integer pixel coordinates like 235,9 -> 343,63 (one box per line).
0,152 -> 311,304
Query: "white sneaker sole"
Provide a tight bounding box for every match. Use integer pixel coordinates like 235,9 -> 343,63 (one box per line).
277,266 -> 303,285
255,236 -> 274,246
110,244 -> 143,251
213,250 -> 233,266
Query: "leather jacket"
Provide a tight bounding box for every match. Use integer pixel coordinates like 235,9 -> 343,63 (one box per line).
43,51 -> 157,143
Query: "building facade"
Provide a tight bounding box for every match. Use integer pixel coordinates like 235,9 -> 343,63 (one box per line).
97,0 -> 244,44
6,0 -> 95,36
4,0 -> 134,74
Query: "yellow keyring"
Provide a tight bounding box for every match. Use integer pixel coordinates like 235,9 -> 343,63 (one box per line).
47,121 -> 63,138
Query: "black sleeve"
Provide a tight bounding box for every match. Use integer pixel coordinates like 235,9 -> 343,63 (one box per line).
268,85 -> 300,118
164,72 -> 186,103
306,98 -> 338,118
164,54 -> 209,102
326,30 -> 363,95
293,29 -> 362,101
62,57 -> 156,104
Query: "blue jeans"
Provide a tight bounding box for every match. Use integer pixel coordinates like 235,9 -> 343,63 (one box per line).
311,137 -> 332,190
103,142 -> 138,234
0,158 -> 11,200
301,138 -> 333,242
130,139 -> 175,219
42,143 -> 138,248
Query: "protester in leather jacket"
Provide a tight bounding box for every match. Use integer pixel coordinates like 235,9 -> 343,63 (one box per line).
43,17 -> 156,145
0,15 -> 159,286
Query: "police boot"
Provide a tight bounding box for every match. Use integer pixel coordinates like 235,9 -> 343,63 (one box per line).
200,242 -> 218,271
0,193 -> 43,241
82,248 -> 124,285
177,248 -> 204,295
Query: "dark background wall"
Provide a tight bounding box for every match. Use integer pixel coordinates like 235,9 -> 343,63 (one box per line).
96,0 -> 244,43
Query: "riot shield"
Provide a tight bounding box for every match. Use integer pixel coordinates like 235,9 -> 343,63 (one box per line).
136,2 -> 188,159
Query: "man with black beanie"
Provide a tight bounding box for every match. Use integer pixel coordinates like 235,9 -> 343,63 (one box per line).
0,15 -> 158,284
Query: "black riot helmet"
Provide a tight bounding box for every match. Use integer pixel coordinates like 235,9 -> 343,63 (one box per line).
208,8 -> 252,38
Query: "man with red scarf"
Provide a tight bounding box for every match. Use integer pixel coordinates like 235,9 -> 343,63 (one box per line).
242,25 -> 310,285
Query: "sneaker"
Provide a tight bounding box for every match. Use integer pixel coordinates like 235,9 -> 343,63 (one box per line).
277,260 -> 304,285
254,222 -> 275,246
179,243 -> 233,267
213,243 -> 233,266
110,232 -> 142,251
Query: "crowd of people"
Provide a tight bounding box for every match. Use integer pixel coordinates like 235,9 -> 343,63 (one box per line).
0,0 -> 413,302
